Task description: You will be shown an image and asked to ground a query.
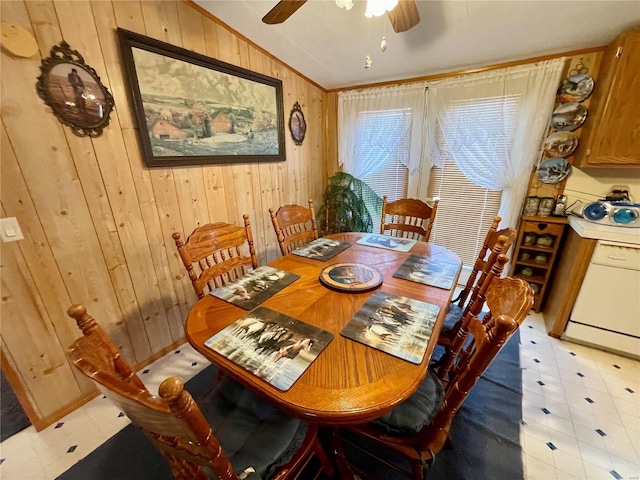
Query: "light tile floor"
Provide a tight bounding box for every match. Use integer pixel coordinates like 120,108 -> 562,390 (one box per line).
1,312 -> 639,480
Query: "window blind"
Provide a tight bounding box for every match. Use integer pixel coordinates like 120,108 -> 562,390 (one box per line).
427,160 -> 502,266
427,95 -> 520,266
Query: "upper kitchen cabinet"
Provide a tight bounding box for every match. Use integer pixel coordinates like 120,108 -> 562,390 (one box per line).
574,29 -> 640,167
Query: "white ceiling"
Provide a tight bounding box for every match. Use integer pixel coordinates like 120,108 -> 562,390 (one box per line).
195,1 -> 640,90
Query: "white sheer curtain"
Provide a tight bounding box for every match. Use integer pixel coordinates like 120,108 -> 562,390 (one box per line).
425,59 -> 565,228
338,83 -> 427,178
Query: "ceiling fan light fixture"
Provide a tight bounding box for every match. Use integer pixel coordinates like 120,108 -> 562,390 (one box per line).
365,0 -> 399,18
335,0 -> 353,10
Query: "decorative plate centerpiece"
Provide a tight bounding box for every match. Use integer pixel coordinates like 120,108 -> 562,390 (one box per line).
319,263 -> 383,292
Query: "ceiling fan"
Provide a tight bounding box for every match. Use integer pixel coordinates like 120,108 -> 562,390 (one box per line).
262,0 -> 421,34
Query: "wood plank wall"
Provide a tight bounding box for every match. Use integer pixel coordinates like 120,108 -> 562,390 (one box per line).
0,0 -> 328,428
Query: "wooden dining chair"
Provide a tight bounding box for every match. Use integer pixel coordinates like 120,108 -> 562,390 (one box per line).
332,274 -> 534,480
173,215 -> 259,299
438,220 -> 518,351
380,196 -> 439,242
436,253 -> 509,378
451,217 -> 518,309
66,304 -> 333,480
269,200 -> 319,255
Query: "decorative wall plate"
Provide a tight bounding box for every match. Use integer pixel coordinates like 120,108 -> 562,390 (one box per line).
557,73 -> 595,103
550,102 -> 587,132
319,263 -> 383,292
536,157 -> 572,184
543,131 -> 579,157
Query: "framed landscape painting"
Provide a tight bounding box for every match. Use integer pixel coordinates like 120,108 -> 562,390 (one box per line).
118,28 -> 285,167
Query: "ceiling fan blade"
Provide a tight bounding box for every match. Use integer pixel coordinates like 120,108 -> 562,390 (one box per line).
262,0 -> 308,25
387,0 -> 421,33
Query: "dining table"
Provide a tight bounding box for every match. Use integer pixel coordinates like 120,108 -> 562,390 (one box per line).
184,232 -> 462,426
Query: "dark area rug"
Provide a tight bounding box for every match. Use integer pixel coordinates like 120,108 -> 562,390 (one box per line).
341,330 -> 524,479
1,368 -> 31,442
57,331 -> 522,480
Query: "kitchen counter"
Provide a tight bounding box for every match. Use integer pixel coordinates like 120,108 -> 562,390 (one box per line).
568,216 -> 640,245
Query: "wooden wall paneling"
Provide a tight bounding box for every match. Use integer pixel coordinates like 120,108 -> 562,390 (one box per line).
233,163 -> 264,254
120,128 -> 189,339
110,1 -> 189,337
289,80 -> 301,206
201,17 -> 232,227
20,1 -> 59,57
41,76 -> 150,360
235,38 -> 269,265
249,47 -> 280,263
308,84 -> 326,208
0,0 -> 94,402
0,231 -> 83,418
2,2 -> 135,363
54,0 -> 172,356
208,26 -> 240,225
1,122 -> 93,395
324,92 -> 340,176
0,122 -> 69,351
280,67 -> 295,205
294,75 -> 307,207
91,1 -> 137,130
177,0 -> 206,52
111,0 -> 145,35
1,337 -> 39,425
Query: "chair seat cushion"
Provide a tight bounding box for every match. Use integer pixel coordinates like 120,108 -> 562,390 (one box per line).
442,303 -> 463,333
202,377 -> 307,479
370,368 -> 444,438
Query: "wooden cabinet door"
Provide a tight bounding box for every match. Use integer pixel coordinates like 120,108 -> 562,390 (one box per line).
575,30 -> 640,167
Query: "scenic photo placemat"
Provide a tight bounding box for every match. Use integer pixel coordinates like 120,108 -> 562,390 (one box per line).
356,233 -> 417,252
393,254 -> 461,290
341,290 -> 439,364
209,265 -> 299,310
291,237 -> 351,261
204,306 -> 333,391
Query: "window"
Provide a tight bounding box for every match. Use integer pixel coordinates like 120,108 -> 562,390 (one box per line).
356,110 -> 411,229
427,95 -> 521,266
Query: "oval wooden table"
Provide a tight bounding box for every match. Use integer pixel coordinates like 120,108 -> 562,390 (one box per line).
185,232 -> 461,426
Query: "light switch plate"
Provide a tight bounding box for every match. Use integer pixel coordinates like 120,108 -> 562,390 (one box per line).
1,217 -> 24,242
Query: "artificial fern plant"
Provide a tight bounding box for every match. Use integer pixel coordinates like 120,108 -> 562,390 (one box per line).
316,172 -> 382,235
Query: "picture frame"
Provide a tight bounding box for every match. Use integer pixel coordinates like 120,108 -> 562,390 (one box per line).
36,41 -> 114,138
289,101 -> 306,145
117,28 -> 285,167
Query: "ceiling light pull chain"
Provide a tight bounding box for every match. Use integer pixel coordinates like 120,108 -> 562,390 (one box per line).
365,17 -> 372,69
381,17 -> 388,53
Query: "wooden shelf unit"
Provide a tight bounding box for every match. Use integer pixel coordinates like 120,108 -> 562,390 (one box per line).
510,216 -> 568,312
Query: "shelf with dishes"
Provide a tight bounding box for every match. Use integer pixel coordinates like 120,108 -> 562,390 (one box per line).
515,258 -> 550,269
510,217 -> 568,312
